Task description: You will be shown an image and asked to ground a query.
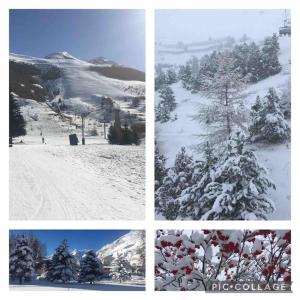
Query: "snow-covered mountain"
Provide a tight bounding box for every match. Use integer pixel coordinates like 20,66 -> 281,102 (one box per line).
70,249 -> 89,262
9,51 -> 145,123
66,231 -> 145,268
96,230 -> 145,267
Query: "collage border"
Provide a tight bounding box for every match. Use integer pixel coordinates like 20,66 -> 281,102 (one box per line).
0,0 -> 299,299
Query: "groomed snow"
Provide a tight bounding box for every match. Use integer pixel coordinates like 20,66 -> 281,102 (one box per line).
10,100 -> 145,220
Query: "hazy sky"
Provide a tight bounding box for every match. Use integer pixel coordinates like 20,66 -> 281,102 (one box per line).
156,9 -> 290,43
10,10 -> 145,71
10,230 -> 130,255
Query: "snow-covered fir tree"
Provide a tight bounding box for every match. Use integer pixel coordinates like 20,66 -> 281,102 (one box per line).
9,235 -> 35,284
261,34 -> 281,78
110,257 -> 132,283
78,250 -> 102,284
179,142 -> 218,219
178,64 -> 193,89
199,131 -> 276,220
155,142 -> 168,191
156,85 -> 177,123
279,78 -> 291,118
249,88 -> 290,143
173,147 -> 195,191
47,240 -> 78,283
155,168 -> 181,220
166,68 -> 177,84
247,42 -> 264,82
155,71 -> 167,91
232,42 -> 264,82
155,147 -> 194,220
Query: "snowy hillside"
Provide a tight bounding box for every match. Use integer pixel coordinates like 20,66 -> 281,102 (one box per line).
67,231 -> 146,269
97,231 -> 145,268
155,35 -> 291,220
10,51 -> 145,122
156,36 -> 290,156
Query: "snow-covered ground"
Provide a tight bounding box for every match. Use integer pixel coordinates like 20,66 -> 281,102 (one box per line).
156,36 -> 291,220
10,279 -> 145,291
10,100 -> 145,220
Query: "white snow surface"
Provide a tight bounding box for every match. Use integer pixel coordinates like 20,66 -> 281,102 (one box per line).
10,278 -> 145,291
10,100 -> 145,220
156,36 -> 291,220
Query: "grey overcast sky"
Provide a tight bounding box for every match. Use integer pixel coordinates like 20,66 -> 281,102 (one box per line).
156,10 -> 290,43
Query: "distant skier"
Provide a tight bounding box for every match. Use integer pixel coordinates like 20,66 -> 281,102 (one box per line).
42,137 -> 45,144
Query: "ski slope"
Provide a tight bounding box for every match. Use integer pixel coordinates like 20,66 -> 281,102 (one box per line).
10,100 -> 145,220
10,52 -> 145,122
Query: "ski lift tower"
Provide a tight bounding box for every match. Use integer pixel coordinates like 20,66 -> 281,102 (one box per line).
279,10 -> 291,36
81,111 -> 91,145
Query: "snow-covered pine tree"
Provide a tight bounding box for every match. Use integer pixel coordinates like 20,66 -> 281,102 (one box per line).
179,142 -> 218,219
279,78 -> 291,118
194,50 -> 247,143
111,257 -> 132,283
232,42 -> 251,78
247,42 -> 264,82
9,235 -> 35,284
200,131 -> 276,220
155,147 -> 194,220
155,101 -> 171,123
47,240 -> 78,283
78,250 -> 102,284
261,34 -> 281,78
166,68 -> 177,84
156,85 -> 177,123
191,51 -> 219,92
155,142 -> 168,191
173,147 -> 195,193
178,64 -> 192,89
155,168 -> 181,220
155,70 -> 167,91
249,88 -> 290,143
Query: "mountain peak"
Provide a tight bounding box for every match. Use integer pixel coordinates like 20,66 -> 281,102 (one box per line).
45,51 -> 77,60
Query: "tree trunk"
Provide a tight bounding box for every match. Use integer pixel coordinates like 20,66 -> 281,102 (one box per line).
224,84 -> 231,135
226,113 -> 231,135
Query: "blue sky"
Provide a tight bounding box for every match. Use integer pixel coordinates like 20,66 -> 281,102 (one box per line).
10,230 -> 130,255
10,9 -> 145,71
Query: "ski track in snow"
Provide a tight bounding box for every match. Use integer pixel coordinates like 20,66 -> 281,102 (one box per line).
10,143 -> 145,220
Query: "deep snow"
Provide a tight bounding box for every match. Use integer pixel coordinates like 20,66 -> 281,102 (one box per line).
156,36 -> 291,220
